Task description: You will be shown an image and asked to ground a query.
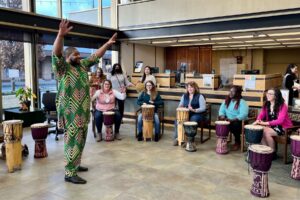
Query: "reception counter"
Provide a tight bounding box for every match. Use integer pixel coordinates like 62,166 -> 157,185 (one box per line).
131,73 -> 175,88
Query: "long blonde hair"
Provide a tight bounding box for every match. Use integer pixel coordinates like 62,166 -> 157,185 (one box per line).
144,80 -> 157,101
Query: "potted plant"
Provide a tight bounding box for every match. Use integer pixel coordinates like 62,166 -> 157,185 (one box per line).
15,87 -> 37,111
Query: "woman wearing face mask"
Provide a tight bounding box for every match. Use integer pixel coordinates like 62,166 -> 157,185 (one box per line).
283,64 -> 300,106
218,85 -> 249,151
107,63 -> 134,133
138,66 -> 156,85
253,88 -> 292,152
91,80 -> 126,142
173,81 -> 206,146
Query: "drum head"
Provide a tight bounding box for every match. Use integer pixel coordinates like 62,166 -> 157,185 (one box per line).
103,111 -> 115,115
141,104 -> 155,108
215,120 -> 230,125
31,123 -> 48,128
2,120 -> 23,125
176,107 -> 189,112
290,135 -> 300,141
249,144 -> 273,154
183,121 -> 198,126
244,124 -> 264,130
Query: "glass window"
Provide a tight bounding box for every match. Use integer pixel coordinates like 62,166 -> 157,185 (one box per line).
35,0 -> 58,17
62,0 -> 98,25
102,0 -> 111,27
0,40 -> 26,109
0,0 -> 23,10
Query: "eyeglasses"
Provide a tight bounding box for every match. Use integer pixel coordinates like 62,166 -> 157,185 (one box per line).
146,85 -> 153,87
266,92 -> 275,96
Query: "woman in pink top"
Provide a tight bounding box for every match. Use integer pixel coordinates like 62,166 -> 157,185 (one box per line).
92,80 -> 126,142
253,88 -> 292,151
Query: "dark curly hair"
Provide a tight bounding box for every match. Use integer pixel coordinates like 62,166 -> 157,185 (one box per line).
111,63 -> 123,76
263,88 -> 285,115
225,85 -> 243,109
141,66 -> 152,83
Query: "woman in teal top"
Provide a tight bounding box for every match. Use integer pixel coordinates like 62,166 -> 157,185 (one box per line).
219,85 -> 249,151
137,80 -> 164,142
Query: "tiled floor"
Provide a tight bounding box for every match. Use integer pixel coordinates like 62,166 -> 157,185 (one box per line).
0,122 -> 299,200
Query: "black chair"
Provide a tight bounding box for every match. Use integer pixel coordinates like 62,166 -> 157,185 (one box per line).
42,91 -> 64,141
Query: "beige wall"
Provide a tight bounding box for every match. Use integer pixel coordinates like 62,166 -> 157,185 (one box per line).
118,0 -> 300,28
212,48 -> 300,75
264,49 -> 300,75
120,42 -> 165,75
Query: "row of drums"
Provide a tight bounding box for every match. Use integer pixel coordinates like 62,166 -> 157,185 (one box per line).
1,120 -> 49,173
215,120 -> 300,198
176,107 -> 300,198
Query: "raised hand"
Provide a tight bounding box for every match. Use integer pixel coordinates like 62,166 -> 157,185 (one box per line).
58,19 -> 73,37
107,33 -> 117,46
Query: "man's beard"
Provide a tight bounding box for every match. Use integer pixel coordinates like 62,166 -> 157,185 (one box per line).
70,59 -> 80,66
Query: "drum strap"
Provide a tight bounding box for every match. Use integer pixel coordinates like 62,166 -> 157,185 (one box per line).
253,169 -> 268,174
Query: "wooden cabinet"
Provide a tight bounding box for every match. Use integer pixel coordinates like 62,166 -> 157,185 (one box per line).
165,46 -> 212,73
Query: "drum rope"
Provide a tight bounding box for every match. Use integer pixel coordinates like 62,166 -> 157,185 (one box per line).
292,154 -> 300,159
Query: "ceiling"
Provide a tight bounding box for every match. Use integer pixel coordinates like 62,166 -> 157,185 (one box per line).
128,27 -> 300,50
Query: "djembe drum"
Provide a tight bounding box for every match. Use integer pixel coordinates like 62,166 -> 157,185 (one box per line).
2,120 -> 23,173
31,123 -> 48,158
176,108 -> 189,146
141,104 -> 155,141
215,120 -> 230,154
249,145 -> 273,198
244,125 -> 264,145
290,135 -> 300,180
183,121 -> 198,152
103,111 -> 115,141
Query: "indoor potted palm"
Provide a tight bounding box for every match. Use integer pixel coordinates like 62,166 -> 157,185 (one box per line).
15,87 -> 37,111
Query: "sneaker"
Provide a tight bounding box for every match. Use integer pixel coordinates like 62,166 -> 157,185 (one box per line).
173,139 -> 178,146
115,133 -> 122,140
96,133 -> 102,142
64,175 -> 87,184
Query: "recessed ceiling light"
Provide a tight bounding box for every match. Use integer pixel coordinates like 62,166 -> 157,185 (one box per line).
245,39 -> 274,43
217,41 -> 242,44
210,37 -> 231,40
151,40 -> 175,44
276,38 -> 300,41
254,43 -> 281,46
229,44 -> 253,47
268,32 -> 300,37
282,41 -> 300,45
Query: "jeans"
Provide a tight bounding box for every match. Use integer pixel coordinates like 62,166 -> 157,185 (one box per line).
173,112 -> 206,139
94,110 -> 122,133
137,113 -> 160,135
117,99 -> 125,119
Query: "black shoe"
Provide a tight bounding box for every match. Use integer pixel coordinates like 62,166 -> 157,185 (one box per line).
65,175 -> 87,184
154,134 -> 159,142
77,166 -> 88,172
137,133 -> 143,141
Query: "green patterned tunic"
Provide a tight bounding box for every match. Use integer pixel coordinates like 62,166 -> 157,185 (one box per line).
52,54 -> 99,177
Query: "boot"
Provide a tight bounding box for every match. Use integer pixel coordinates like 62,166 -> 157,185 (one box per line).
96,133 -> 102,142
137,132 -> 143,141
154,134 -> 159,142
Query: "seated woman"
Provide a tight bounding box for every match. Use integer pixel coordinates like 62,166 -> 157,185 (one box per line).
173,81 -> 206,146
91,80 -> 126,142
89,67 -> 106,97
253,88 -> 292,151
137,80 -> 163,142
218,85 -> 249,151
139,66 -> 156,85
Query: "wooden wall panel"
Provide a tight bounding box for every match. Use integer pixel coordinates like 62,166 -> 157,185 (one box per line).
165,47 -> 177,70
165,46 -> 212,73
187,47 -> 199,72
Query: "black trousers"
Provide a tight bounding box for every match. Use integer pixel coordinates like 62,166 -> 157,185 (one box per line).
229,120 -> 242,144
117,99 -> 125,119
